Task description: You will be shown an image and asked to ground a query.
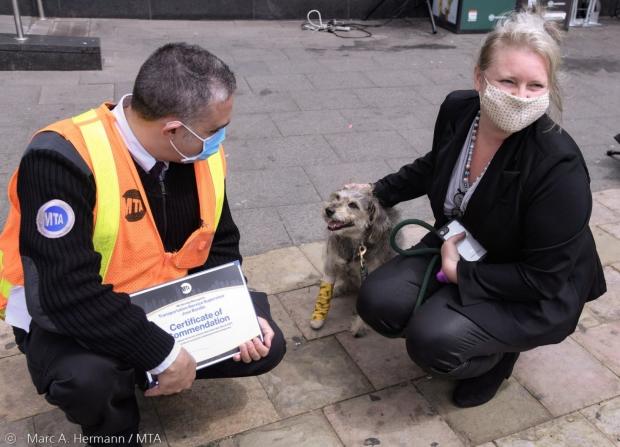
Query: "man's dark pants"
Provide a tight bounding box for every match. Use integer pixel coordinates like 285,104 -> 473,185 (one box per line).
14,292 -> 286,444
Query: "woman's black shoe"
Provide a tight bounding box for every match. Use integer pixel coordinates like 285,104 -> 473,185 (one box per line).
452,352 -> 520,408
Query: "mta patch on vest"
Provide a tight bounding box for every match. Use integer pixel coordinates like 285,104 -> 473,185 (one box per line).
123,189 -> 146,222
36,199 -> 75,238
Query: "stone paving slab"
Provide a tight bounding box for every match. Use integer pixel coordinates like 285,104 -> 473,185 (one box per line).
298,242 -> 326,276
233,91 -> 299,114
266,295 -> 304,347
217,411 -> 343,447
276,202 -> 327,247
592,227 -> 620,267
596,189 -> 620,211
580,396 -> 620,446
363,69 -> 429,87
324,130 -> 417,162
416,377 -> 551,445
233,207 -> 292,256
602,221 -> 620,240
271,110 -> 351,136
323,383 -> 464,447
586,267 -> 620,323
154,377 -> 278,447
306,72 -> 374,90
227,167 -> 320,210
0,417 -> 34,447
289,89 -> 367,111
243,246 -> 321,295
572,320 -> 620,377
591,198 -> 620,226
304,160 -> 394,200
576,306 -> 602,332
0,323 -> 20,359
493,413 -> 615,447
0,355 -> 52,422
398,127 -> 435,155
257,337 -> 372,418
336,330 -> 426,390
226,113 -> 281,141
513,337 -> 620,417
354,87 -> 433,109
32,409 -> 84,447
338,107 -> 429,132
225,134 -> 339,172
245,74 -> 313,93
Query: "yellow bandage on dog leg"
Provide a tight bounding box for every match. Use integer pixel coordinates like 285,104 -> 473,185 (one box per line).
310,281 -> 334,329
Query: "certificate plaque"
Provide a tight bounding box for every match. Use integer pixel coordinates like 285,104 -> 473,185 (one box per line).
130,261 -> 261,369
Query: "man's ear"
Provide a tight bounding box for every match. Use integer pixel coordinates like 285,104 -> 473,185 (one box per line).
162,120 -> 182,137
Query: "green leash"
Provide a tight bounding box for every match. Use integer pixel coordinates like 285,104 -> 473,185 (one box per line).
389,219 -> 442,313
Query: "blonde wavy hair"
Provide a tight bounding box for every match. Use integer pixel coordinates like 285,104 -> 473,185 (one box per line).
476,10 -> 564,122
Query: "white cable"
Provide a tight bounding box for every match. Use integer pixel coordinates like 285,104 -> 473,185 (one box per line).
306,9 -> 327,31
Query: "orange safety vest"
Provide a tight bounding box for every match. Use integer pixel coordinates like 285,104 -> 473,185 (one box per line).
0,103 -> 227,323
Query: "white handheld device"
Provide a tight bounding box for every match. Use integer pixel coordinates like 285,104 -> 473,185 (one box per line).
437,219 -> 487,262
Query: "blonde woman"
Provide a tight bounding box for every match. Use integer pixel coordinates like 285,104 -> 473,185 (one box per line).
354,11 -> 606,407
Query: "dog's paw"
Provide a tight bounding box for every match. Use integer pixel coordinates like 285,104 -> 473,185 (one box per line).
310,281 -> 334,330
310,318 -> 326,330
350,315 -> 369,338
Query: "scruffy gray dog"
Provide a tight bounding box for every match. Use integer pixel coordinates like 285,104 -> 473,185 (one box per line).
310,184 -> 400,337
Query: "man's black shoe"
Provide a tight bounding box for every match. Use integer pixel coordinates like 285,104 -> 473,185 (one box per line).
452,352 -> 520,408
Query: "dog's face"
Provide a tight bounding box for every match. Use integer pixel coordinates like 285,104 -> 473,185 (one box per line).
323,186 -> 389,242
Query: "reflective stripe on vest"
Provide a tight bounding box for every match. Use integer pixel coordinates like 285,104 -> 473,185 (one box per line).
208,148 -> 225,226
73,110 -> 121,280
0,250 -> 10,320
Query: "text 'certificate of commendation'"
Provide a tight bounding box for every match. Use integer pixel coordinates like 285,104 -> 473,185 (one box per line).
130,261 -> 261,369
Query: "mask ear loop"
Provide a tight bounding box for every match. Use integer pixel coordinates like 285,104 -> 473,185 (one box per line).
166,121 -> 205,163
169,137 -> 196,163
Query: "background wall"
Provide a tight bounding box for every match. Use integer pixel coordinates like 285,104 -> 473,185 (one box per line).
1,0 -> 617,20
1,0 -> 428,20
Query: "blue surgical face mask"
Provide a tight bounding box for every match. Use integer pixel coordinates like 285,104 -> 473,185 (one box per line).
169,122 -> 226,163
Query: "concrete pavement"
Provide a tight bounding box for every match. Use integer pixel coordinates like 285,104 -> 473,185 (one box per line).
0,14 -> 620,447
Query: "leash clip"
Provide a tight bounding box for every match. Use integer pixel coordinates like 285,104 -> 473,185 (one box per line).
358,244 -> 368,281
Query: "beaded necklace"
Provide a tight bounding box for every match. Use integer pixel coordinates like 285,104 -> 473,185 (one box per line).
451,110 -> 483,218
463,110 -> 481,190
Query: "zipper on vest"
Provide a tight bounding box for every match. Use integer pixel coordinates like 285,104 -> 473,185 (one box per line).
159,178 -> 167,240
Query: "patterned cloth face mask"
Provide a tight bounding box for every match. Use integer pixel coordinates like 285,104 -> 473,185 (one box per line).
480,78 -> 550,134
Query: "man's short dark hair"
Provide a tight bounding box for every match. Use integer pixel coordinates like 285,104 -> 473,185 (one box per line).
131,43 -> 236,122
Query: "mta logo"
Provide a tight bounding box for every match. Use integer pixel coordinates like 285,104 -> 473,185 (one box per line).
43,206 -> 69,231
123,189 -> 146,222
36,199 -> 75,238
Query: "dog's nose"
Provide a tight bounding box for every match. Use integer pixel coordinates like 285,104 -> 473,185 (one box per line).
325,207 -> 335,217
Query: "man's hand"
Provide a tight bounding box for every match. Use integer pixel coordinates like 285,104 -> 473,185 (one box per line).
233,317 -> 274,363
144,347 -> 196,397
441,232 -> 466,283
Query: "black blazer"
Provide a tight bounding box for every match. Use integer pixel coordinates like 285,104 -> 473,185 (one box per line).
373,90 -> 606,347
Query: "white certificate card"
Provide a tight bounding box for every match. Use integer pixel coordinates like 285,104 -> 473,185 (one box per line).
130,262 -> 261,369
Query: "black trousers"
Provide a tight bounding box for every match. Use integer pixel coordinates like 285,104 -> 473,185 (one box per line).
357,249 -> 522,380
15,292 -> 285,443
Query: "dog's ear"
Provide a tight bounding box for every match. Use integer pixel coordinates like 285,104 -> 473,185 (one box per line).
366,196 -> 392,244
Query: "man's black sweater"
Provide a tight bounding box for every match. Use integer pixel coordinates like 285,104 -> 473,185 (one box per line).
16,131 -> 241,371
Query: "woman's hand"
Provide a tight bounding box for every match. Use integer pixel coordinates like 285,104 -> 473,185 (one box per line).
441,232 -> 466,283
343,183 -> 373,192
233,317 -> 274,363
